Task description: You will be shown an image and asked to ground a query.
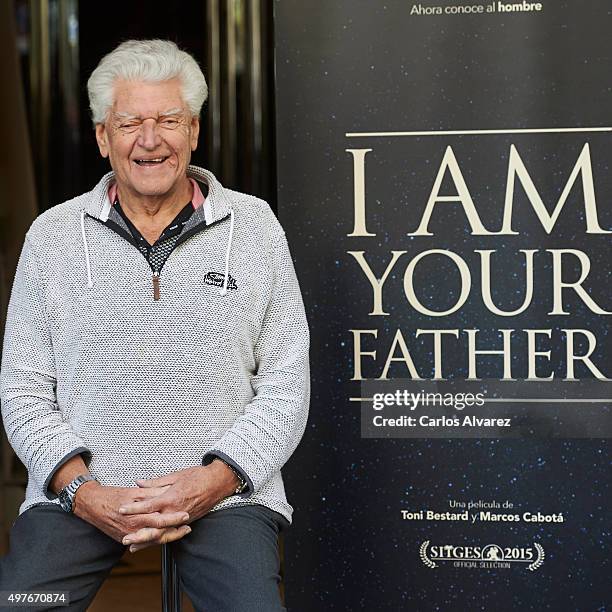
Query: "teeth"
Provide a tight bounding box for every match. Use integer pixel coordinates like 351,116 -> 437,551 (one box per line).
136,157 -> 165,163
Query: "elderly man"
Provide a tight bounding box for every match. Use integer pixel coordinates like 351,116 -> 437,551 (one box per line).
0,39 -> 309,611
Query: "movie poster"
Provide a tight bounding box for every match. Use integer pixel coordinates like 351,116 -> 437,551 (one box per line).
274,1 -> 610,609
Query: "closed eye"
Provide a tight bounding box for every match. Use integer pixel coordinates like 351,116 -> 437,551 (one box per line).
118,122 -> 141,132
160,118 -> 181,129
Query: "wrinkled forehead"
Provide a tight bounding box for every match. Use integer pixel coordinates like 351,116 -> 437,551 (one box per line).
111,107 -> 185,121
110,78 -> 186,118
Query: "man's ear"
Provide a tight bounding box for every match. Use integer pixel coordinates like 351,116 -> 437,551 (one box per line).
190,117 -> 200,151
95,124 -> 109,158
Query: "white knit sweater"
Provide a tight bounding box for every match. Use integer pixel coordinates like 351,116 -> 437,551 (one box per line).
0,166 -> 310,521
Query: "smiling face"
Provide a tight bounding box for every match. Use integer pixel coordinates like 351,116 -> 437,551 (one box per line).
95,78 -> 199,201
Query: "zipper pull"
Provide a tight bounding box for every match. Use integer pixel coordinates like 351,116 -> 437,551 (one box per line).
152,271 -> 161,301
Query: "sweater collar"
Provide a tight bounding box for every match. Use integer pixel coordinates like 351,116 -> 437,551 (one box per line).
83,165 -> 232,226
107,177 -> 205,211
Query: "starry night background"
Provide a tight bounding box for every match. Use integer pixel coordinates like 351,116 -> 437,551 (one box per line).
275,1 -> 610,610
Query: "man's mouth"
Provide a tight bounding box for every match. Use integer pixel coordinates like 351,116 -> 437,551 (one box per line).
134,156 -> 169,166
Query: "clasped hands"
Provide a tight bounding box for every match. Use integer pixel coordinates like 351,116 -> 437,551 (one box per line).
75,461 -> 239,552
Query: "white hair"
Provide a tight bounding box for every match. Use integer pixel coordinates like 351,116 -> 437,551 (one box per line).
87,39 -> 208,125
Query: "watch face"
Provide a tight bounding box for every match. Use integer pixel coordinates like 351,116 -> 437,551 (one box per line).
58,489 -> 72,513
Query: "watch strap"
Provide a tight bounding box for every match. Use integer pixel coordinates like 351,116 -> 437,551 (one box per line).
59,474 -> 97,512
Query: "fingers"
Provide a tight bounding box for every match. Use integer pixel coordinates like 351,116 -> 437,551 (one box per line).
131,486 -> 172,501
120,485 -> 181,513
119,498 -> 163,515
135,476 -> 173,488
146,511 -> 190,528
123,511 -> 189,534
123,525 -> 192,552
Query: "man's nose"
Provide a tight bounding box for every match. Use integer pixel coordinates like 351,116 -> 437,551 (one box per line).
137,118 -> 162,149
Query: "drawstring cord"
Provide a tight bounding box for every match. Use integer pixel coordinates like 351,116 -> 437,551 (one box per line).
80,210 -> 94,289
219,208 -> 235,296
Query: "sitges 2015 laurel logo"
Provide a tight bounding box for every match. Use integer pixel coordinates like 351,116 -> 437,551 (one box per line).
419,541 -> 545,571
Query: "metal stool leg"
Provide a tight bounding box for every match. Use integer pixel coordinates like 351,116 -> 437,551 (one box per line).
161,543 -> 182,612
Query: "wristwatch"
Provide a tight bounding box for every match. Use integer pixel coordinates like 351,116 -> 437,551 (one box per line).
214,457 -> 248,495
58,474 -> 97,513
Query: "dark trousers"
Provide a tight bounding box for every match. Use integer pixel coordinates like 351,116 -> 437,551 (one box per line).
0,503 -> 288,612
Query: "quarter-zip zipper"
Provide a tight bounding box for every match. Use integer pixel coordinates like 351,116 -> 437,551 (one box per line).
146,223 -> 217,302
152,270 -> 161,300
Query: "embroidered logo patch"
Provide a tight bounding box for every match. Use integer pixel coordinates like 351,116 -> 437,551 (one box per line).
204,271 -> 238,290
